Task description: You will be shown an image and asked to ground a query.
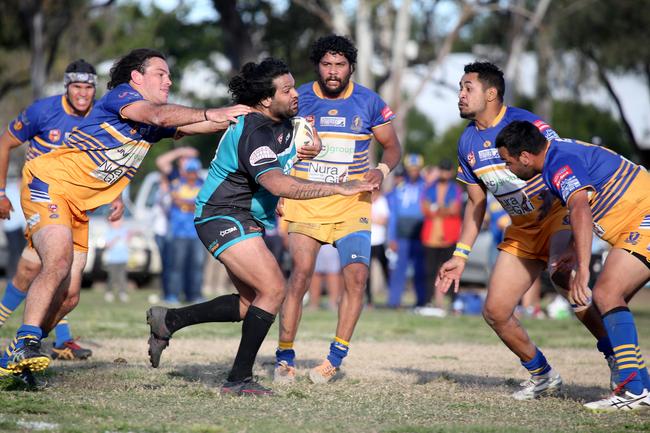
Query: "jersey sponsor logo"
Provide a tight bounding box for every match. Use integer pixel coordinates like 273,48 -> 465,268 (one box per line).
118,91 -> 140,99
483,140 -> 491,148
48,129 -> 61,142
219,226 -> 238,237
359,217 -> 369,224
559,176 -> 581,203
307,161 -> 346,183
13,120 -> 23,131
478,148 -> 499,161
467,151 -> 476,167
320,116 -> 346,128
593,221 -> 605,237
318,138 -> 355,163
533,119 -> 550,132
328,109 -> 338,115
552,165 -> 573,189
50,213 -> 59,219
48,204 -> 58,213
249,146 -> 278,166
381,105 -> 394,121
497,191 -> 534,216
91,160 -> 126,185
26,214 -> 40,229
351,115 -> 363,132
89,140 -> 151,184
625,232 -> 640,245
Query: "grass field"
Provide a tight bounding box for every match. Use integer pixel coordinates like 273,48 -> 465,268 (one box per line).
2,284 -> 650,433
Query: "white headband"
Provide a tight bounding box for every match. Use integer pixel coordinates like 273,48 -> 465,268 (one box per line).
64,72 -> 97,87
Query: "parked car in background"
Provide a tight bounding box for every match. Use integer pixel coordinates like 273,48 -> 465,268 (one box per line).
82,200 -> 161,288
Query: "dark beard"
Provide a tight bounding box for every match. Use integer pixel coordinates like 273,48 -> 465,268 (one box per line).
318,77 -> 348,97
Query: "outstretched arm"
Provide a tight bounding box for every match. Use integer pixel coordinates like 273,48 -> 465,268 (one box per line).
258,169 -> 377,200
121,100 -> 250,130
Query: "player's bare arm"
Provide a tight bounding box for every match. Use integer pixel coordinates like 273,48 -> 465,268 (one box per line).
566,189 -> 593,306
258,169 -> 376,200
436,182 -> 487,294
0,131 -> 23,219
121,100 -> 250,130
365,122 -> 401,185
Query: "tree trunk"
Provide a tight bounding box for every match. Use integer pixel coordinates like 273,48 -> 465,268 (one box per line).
503,0 -> 552,105
534,24 -> 553,121
29,1 -> 46,99
355,0 -> 374,89
584,50 -> 647,165
212,0 -> 255,73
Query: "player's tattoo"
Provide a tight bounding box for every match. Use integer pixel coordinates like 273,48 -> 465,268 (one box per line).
287,178 -> 336,199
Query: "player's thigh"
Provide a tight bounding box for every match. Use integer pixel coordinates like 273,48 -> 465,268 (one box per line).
218,236 -> 285,296
486,251 -> 545,314
594,248 -> 650,307
287,231 -> 323,273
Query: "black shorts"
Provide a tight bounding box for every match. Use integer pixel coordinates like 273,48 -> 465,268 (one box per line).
195,210 -> 265,258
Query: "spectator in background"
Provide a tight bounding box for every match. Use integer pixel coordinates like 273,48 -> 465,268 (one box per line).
156,148 -> 206,304
386,154 -> 427,308
418,159 -> 463,317
2,176 -> 26,280
367,189 -> 390,307
168,157 -> 206,303
152,172 -> 172,303
103,218 -> 131,303
307,244 -> 342,311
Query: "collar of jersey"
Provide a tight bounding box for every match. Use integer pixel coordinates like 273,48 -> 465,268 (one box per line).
312,81 -> 354,100
475,105 -> 507,131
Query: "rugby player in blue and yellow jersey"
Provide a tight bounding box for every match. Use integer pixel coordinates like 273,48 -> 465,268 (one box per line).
145,58 -> 376,396
275,35 -> 402,385
497,120 -> 650,411
436,62 -> 613,400
0,48 -> 250,381
0,60 -> 113,365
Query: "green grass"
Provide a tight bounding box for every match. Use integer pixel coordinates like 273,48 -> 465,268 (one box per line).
1,286 -> 650,432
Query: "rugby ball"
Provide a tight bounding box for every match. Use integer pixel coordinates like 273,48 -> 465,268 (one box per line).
291,116 -> 315,152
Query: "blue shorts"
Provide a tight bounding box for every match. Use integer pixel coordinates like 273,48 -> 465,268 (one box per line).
334,230 -> 371,268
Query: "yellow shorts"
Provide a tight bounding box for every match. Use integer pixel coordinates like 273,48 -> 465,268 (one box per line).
599,172 -> 650,264
21,172 -> 89,253
499,204 -> 570,262
286,217 -> 370,244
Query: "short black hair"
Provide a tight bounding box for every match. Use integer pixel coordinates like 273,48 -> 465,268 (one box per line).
66,59 -> 96,75
108,48 -> 166,90
464,61 -> 505,102
228,57 -> 290,106
309,35 -> 357,67
495,121 -> 547,156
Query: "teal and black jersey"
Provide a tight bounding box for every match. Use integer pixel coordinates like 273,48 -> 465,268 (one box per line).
195,112 -> 297,230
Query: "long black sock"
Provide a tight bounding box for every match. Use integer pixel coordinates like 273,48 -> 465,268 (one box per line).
165,294 -> 241,334
227,305 -> 275,382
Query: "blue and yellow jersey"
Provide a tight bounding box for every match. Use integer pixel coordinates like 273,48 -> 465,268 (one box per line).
8,94 -> 92,160
283,81 -> 396,223
457,106 -> 560,228
195,113 -> 297,230
542,138 -> 645,243
24,83 -> 176,211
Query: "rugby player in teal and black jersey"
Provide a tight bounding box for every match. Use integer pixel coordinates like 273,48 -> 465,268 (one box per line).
146,57 -> 377,396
